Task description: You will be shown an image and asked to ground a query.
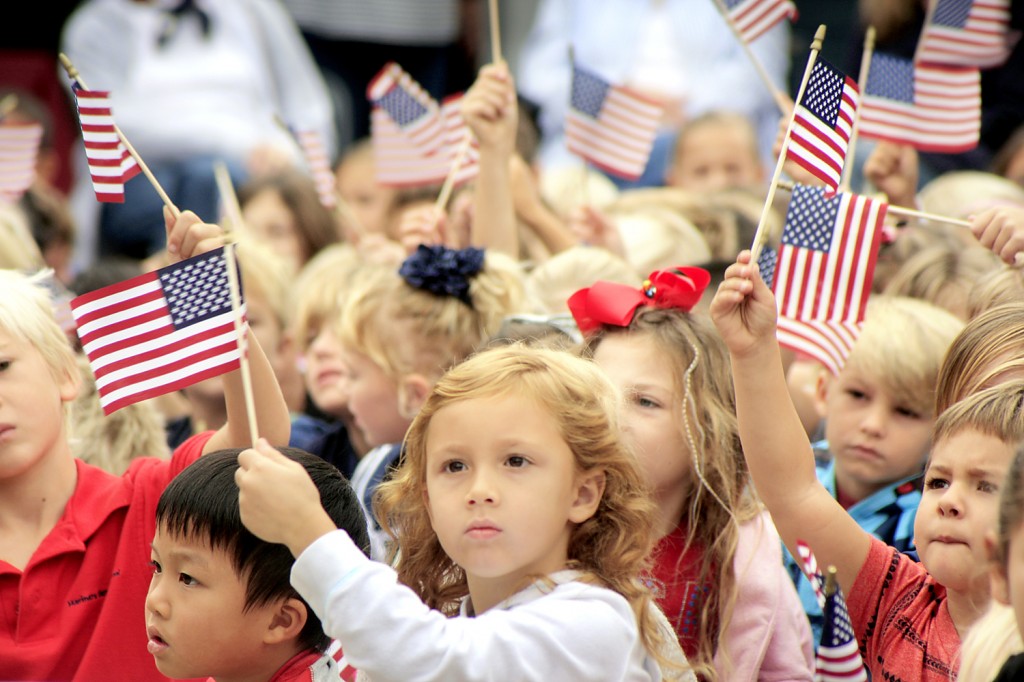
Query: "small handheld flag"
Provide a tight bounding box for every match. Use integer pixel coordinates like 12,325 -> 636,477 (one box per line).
815,568 -> 868,682
70,84 -> 141,203
71,247 -> 246,415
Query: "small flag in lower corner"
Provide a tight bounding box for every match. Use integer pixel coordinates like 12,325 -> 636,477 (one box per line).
70,247 -> 247,415
71,83 -> 141,203
815,573 -> 867,682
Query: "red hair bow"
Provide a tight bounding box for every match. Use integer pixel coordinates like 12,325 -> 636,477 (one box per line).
568,266 -> 711,336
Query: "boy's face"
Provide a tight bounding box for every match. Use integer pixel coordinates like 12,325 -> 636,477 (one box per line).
338,345 -> 411,447
0,329 -> 77,483
915,429 -> 1014,600
337,156 -> 397,239
145,527 -> 281,680
304,323 -> 351,418
668,125 -> 764,193
819,365 -> 933,501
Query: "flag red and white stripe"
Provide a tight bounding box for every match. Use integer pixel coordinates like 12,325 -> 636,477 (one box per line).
566,64 -> 664,181
722,0 -> 798,43
70,247 -> 246,415
372,93 -> 479,188
785,59 -> 859,195
858,53 -> 981,153
0,123 -> 42,202
796,539 -> 826,610
771,185 -> 887,376
71,84 -> 141,203
295,129 -> 337,208
367,62 -> 446,157
916,0 -> 1017,69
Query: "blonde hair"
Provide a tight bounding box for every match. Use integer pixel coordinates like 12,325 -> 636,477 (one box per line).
0,269 -> 77,385
882,243 -> 1001,320
338,250 -> 526,382
844,296 -> 964,420
234,237 -> 293,330
872,223 -> 964,294
967,265 -> 1024,319
935,303 -> 1024,415
955,604 -> 1024,682
918,170 -> 1024,222
932,380 -> 1024,448
375,344 -> 670,664
289,242 -> 367,350
0,202 -> 46,271
70,354 -> 170,473
526,245 -> 639,315
584,307 -> 758,679
672,111 -> 759,166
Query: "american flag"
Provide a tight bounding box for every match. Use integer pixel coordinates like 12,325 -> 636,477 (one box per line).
858,52 -> 980,153
722,0 -> 798,43
0,123 -> 42,202
772,184 -> 887,376
784,58 -> 859,195
367,62 -> 446,157
916,0 -> 1017,69
796,539 -> 826,610
372,93 -> 479,188
71,83 -> 141,203
294,128 -> 337,209
565,64 -> 664,181
70,247 -> 246,415
816,577 -> 868,682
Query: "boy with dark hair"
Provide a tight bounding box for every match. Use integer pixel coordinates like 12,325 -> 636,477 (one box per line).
148,448 -> 370,681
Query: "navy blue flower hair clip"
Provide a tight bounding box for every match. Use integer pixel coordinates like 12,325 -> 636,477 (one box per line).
398,244 -> 485,306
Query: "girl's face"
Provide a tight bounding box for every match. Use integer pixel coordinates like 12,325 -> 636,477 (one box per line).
915,428 -> 1014,602
339,345 -> 411,447
423,393 -> 600,613
303,324 -> 350,418
592,333 -> 692,525
241,189 -> 306,274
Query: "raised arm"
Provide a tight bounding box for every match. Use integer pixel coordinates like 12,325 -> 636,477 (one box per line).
463,62 -> 519,257
709,251 -> 870,597
163,208 -> 291,453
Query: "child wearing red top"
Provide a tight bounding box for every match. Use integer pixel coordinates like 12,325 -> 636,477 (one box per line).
712,250 -> 1024,680
0,210 -> 291,681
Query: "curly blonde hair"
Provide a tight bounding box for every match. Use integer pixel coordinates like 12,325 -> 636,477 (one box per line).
374,344 -> 673,665
584,307 -> 759,680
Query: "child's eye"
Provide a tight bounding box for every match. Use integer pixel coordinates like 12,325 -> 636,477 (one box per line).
925,477 -> 949,490
895,406 -> 921,419
443,460 -> 466,473
636,395 -> 660,409
149,560 -> 162,575
179,573 -> 198,587
846,389 -> 867,401
979,480 -> 998,494
0,360 -> 11,372
506,455 -> 528,468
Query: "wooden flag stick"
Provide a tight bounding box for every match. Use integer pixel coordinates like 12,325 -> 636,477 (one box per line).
488,0 -> 503,64
838,26 -> 876,193
222,241 -> 260,448
750,25 -> 827,261
58,53 -> 180,219
710,0 -> 790,114
435,133 -> 473,211
213,161 -> 260,447
776,178 -> 970,227
823,565 -> 838,598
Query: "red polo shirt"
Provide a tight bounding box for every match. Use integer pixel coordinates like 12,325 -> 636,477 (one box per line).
0,432 -> 213,681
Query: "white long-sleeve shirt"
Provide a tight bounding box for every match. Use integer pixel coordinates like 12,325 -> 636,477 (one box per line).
292,530 -> 693,681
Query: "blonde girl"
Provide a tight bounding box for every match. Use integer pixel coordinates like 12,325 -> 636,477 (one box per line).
236,344 -> 693,681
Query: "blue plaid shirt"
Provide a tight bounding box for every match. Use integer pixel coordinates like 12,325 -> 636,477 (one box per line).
782,455 -> 922,646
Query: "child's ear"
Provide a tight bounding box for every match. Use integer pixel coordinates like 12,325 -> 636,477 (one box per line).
264,597 -> 308,645
398,373 -> 432,420
59,365 -> 80,403
813,370 -> 831,419
986,531 -> 1012,605
569,469 -> 606,524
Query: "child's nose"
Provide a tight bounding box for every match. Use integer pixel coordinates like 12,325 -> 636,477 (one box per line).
466,470 -> 498,506
145,577 -> 169,617
860,403 -> 888,435
938,487 -> 963,517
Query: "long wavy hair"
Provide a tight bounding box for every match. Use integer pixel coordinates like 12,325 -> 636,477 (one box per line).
585,306 -> 759,680
375,344 -> 675,666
